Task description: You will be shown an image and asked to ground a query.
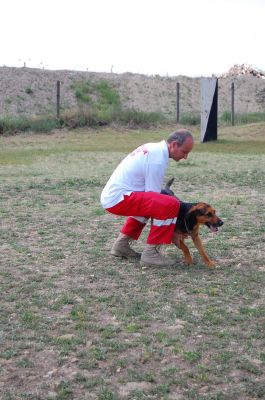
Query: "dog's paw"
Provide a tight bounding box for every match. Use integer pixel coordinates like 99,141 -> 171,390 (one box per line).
206,260 -> 215,268
184,257 -> 193,265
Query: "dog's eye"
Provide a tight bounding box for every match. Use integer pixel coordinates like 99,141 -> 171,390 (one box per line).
206,212 -> 213,217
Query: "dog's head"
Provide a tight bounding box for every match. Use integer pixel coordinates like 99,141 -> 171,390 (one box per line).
161,179 -> 224,233
188,203 -> 224,232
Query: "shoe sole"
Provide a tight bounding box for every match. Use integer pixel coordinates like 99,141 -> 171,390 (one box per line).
110,250 -> 125,257
140,260 -> 176,267
110,251 -> 141,262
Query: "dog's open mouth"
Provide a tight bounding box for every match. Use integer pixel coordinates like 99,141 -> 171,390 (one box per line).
206,221 -> 223,233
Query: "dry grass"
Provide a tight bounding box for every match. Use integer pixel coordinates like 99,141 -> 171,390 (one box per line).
0,125 -> 265,399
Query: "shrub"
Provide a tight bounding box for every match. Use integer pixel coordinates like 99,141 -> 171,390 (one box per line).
236,112 -> 265,124
0,116 -> 30,134
219,111 -> 265,125
0,116 -> 59,134
180,112 -> 200,125
73,81 -> 93,103
69,80 -> 166,128
94,81 -> 121,109
118,109 -> 166,126
72,80 -> 121,112
219,110 -> 231,124
25,87 -> 33,95
30,118 -> 59,132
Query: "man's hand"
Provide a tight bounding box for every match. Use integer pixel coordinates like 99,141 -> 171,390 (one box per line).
172,232 -> 188,248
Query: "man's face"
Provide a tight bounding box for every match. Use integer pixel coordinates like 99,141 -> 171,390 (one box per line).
170,137 -> 194,161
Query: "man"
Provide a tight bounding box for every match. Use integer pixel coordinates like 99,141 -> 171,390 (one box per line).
100,129 -> 194,267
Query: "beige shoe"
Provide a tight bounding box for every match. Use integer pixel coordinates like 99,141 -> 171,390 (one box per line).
110,233 -> 141,260
140,245 -> 176,267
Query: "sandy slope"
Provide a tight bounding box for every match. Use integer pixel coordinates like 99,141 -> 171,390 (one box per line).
0,66 -> 265,118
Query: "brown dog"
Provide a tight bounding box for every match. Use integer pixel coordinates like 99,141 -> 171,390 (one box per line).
162,178 -> 223,267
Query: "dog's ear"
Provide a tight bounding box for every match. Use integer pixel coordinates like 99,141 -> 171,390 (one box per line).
185,209 -> 198,230
194,208 -> 205,216
185,205 -> 207,230
193,205 -> 208,217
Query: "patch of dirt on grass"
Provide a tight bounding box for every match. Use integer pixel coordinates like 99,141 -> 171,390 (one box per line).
119,381 -> 153,397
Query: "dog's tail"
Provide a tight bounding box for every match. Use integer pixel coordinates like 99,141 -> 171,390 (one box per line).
165,177 -> 175,190
161,177 -> 175,196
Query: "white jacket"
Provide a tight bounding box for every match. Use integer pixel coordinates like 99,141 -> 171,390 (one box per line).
100,140 -> 169,208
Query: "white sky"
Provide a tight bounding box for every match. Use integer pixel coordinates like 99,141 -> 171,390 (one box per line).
1,0 -> 265,77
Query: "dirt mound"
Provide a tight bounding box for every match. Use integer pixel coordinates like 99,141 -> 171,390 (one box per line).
0,65 -> 265,118
218,64 -> 265,80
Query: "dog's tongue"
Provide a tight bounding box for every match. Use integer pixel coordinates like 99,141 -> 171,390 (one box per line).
210,225 -> 218,234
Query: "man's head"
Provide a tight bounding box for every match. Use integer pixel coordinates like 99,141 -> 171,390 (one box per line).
166,129 -> 194,161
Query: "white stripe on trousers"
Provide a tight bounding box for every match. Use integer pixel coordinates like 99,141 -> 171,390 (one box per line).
131,216 -> 149,224
152,217 -> 177,226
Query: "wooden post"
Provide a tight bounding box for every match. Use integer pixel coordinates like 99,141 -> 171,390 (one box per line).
231,82 -> 235,126
56,81 -> 60,119
176,82 -> 180,123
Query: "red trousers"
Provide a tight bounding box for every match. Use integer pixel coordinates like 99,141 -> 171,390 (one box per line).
106,192 -> 180,244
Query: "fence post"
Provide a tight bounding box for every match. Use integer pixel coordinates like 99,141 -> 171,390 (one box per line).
56,81 -> 60,119
176,82 -> 180,123
231,82 -> 235,126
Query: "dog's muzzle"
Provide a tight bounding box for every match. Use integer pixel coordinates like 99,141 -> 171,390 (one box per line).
206,219 -> 224,232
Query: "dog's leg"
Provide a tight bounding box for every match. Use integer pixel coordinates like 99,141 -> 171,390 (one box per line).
191,234 -> 215,267
176,240 -> 193,265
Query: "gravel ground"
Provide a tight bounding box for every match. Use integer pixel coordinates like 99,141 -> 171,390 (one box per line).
0,66 -> 265,118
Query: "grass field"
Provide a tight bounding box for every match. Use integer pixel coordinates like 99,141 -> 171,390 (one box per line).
0,123 -> 265,399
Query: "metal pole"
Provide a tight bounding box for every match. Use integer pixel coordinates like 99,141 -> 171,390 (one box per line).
231,82 -> 235,126
176,82 -> 180,123
56,81 -> 60,119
